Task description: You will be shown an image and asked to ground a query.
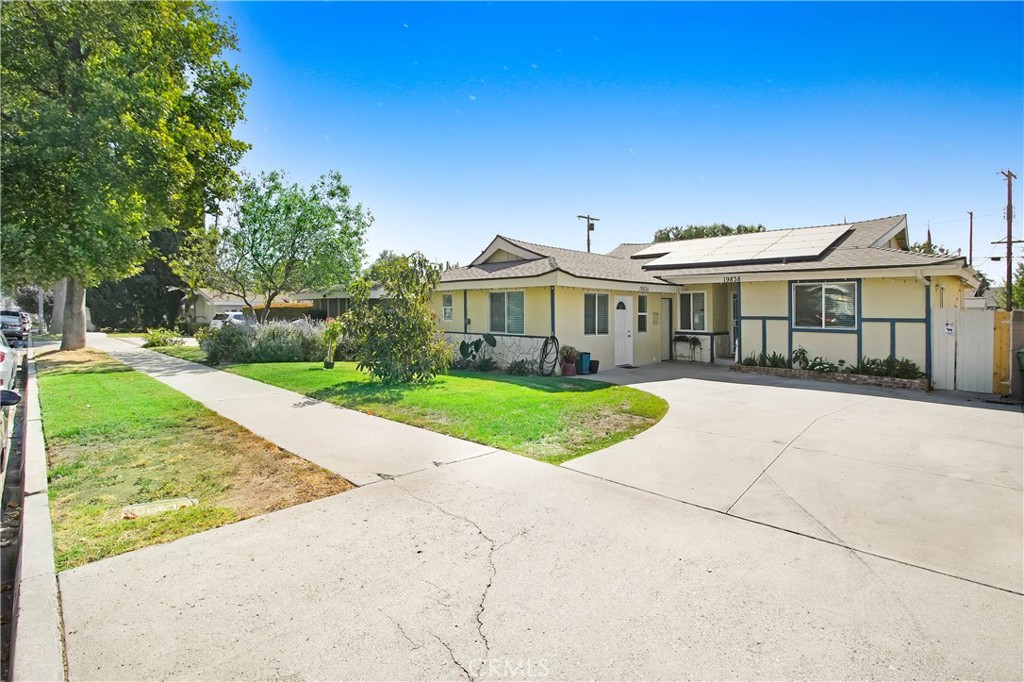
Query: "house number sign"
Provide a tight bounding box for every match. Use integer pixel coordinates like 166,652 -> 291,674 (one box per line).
722,276 -> 740,283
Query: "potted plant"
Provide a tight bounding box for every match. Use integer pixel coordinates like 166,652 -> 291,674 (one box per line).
323,318 -> 343,369
560,345 -> 579,376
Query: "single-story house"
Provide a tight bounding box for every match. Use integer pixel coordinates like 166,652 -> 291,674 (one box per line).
190,288 -> 312,323
293,286 -> 387,319
433,215 -> 979,378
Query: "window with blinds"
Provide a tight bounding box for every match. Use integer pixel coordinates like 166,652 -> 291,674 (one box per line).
680,292 -> 706,331
489,291 -> 524,334
792,281 -> 856,329
637,295 -> 648,333
584,293 -> 609,335
442,293 -> 453,321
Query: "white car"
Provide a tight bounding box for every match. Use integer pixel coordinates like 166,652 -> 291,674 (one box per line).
210,311 -> 246,329
0,334 -> 18,392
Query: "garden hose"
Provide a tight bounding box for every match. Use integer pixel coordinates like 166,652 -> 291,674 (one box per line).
539,335 -> 560,376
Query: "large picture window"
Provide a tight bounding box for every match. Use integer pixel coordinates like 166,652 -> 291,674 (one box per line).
584,293 -> 609,335
679,292 -> 706,331
441,293 -> 454,321
792,281 -> 857,330
489,291 -> 524,334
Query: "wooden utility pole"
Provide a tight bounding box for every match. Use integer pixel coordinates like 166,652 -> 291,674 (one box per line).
968,210 -> 973,266
577,214 -> 599,253
1000,170 -> 1016,310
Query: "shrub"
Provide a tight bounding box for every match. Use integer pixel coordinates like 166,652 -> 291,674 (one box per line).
248,320 -> 327,362
791,346 -> 809,370
346,252 -> 452,384
201,323 -> 251,364
506,358 -> 535,376
806,356 -> 840,373
474,357 -> 498,372
200,320 -> 336,364
142,328 -> 183,348
560,345 -> 579,365
853,356 -> 923,379
323,318 -> 344,362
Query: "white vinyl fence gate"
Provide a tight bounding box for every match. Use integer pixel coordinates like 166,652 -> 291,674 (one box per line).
932,309 -> 1011,393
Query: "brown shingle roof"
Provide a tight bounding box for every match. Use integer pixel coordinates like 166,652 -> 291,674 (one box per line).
439,215 -> 970,286
605,242 -> 654,259
440,236 -> 665,285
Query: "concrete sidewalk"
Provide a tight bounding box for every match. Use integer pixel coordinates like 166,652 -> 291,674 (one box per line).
88,335 -> 497,486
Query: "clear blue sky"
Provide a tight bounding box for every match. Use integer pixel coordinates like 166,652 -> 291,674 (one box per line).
218,1 -> 1023,282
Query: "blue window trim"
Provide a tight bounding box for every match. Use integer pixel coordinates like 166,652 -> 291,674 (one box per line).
788,278 -> 862,365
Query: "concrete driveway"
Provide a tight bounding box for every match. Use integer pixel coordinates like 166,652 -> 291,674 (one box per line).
565,363 -> 1023,593
54,349 -> 1023,680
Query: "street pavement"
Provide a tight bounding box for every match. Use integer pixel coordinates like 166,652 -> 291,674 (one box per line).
54,338 -> 1023,680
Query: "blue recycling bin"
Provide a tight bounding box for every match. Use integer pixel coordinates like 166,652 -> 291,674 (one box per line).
577,352 -> 591,375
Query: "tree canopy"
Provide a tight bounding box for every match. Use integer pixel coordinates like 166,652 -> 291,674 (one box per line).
0,0 -> 250,347
210,171 -> 372,321
653,223 -> 765,243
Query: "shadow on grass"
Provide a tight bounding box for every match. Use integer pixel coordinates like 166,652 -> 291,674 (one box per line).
449,370 -> 615,394
306,369 -> 439,407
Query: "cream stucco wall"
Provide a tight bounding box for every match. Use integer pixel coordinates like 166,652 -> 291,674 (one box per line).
434,284 -> 671,371
740,281 -> 788,317
738,276 -> 936,369
862,278 -> 926,318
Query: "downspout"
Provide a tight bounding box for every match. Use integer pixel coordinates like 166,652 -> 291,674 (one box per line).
463,290 -> 468,334
919,271 -> 932,381
549,286 -> 556,335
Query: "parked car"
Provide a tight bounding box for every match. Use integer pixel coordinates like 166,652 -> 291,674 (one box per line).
0,309 -> 26,345
210,311 -> 246,329
0,334 -> 17,392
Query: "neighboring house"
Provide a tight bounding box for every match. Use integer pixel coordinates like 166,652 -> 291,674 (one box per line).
293,286 -> 387,319
434,215 -> 979,378
191,289 -> 312,323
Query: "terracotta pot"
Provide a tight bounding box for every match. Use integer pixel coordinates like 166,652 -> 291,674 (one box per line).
562,362 -> 576,376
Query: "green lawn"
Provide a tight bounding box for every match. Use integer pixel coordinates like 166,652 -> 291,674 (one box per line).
37,349 -> 351,571
151,344 -> 208,364
228,362 -> 668,464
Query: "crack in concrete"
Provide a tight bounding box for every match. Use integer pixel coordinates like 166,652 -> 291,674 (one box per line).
395,483 -> 540,679
431,632 -> 473,681
380,609 -> 422,650
394,483 -> 495,672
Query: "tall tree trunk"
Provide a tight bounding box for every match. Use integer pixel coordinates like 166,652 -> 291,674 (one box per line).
60,278 -> 87,350
51,278 -> 68,333
37,288 -> 47,333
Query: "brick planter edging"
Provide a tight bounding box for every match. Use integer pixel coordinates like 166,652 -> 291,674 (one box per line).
730,363 -> 930,391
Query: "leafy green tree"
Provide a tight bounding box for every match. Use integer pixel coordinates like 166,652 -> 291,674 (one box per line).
211,171 -> 371,322
654,223 -> 765,243
346,252 -> 452,384
993,262 -> 1024,310
909,241 -> 958,257
0,0 -> 250,349
168,225 -> 221,327
88,232 -> 186,331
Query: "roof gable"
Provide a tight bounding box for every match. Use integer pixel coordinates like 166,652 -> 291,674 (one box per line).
471,236 -> 543,266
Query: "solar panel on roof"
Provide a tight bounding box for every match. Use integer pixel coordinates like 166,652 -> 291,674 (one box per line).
639,224 -> 849,269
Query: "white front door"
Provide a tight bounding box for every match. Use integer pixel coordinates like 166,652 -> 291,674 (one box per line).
614,296 -> 633,366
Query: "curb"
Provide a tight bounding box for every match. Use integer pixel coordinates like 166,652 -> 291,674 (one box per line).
10,349 -> 67,681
